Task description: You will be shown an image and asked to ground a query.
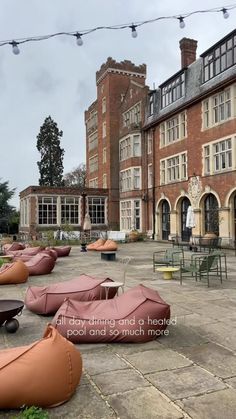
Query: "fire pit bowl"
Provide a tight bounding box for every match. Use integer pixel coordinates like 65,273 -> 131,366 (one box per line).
0,300 -> 24,332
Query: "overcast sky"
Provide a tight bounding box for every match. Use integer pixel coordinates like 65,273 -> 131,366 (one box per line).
0,0 -> 235,207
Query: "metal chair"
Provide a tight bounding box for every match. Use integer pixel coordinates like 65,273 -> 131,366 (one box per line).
100,256 -> 132,299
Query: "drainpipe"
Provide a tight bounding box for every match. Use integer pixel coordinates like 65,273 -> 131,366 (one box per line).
152,128 -> 156,240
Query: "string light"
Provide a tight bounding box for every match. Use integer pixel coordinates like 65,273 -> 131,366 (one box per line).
222,7 -> 230,18
1,3 -> 235,55
178,16 -> 186,29
130,25 -> 138,38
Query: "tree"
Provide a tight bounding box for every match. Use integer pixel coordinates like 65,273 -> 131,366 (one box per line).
63,163 -> 86,188
37,116 -> 65,186
0,180 -> 16,233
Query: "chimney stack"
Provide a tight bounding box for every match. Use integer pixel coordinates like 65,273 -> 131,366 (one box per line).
179,38 -> 198,68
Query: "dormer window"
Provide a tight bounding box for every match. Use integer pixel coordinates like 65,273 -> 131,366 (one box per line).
160,70 -> 185,109
201,29 -> 236,83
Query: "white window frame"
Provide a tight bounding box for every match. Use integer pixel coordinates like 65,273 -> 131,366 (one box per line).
202,135 -> 235,175
102,97 -> 106,113
120,167 -> 141,192
88,178 -> 98,188
202,84 -> 236,130
102,121 -> 106,138
160,111 -> 186,147
102,174 -> 107,188
120,199 -> 142,231
160,152 -> 188,185
147,130 -> 153,154
119,134 -> 141,161
103,147 -> 107,164
88,131 -> 98,151
123,102 -> 141,128
60,196 -> 80,225
38,196 -> 58,225
148,164 -> 153,188
89,154 -> 98,173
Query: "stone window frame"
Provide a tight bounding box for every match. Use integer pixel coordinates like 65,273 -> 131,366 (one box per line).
160,111 -> 186,147
202,84 -> 236,130
160,151 -> 188,185
202,135 -> 235,176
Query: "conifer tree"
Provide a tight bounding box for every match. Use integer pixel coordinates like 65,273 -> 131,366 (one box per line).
37,116 -> 64,186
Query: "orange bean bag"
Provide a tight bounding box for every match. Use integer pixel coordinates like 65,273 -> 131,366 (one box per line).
0,260 -> 29,285
0,324 -> 82,409
3,242 -> 25,253
96,239 -> 118,251
51,246 -> 71,257
87,238 -> 106,250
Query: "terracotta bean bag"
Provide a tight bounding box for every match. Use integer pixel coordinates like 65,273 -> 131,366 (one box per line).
25,274 -> 117,315
3,242 -> 25,253
87,238 -> 106,250
24,253 -> 55,276
0,260 -> 29,285
51,246 -> 71,257
0,324 -> 82,409
45,248 -> 58,261
96,239 -> 118,251
52,284 -> 170,343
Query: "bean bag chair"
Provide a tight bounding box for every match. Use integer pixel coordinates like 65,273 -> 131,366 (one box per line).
87,238 -> 106,250
45,248 -> 58,261
7,246 -> 43,258
51,246 -> 71,257
3,242 -> 25,254
0,260 -> 29,285
0,324 -> 82,409
52,284 -> 170,343
96,239 -> 118,251
24,253 -> 55,276
25,274 -> 117,315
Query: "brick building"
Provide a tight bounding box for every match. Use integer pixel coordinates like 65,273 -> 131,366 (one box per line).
144,30 -> 236,245
19,186 -> 108,238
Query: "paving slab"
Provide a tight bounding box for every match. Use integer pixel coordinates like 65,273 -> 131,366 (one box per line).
177,388 -> 236,419
82,351 -> 129,376
146,365 -> 226,400
180,342 -> 236,378
92,368 -> 149,395
108,387 -> 184,419
124,348 -> 192,374
158,323 -> 209,350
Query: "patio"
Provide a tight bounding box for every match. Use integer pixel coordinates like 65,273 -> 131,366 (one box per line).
1,241 -> 236,418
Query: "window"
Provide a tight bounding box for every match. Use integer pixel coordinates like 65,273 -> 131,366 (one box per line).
89,155 -> 98,173
103,174 -> 107,188
88,178 -> 98,188
20,199 -> 29,226
147,130 -> 153,154
120,200 -> 141,231
120,167 -> 141,191
119,134 -> 141,161
102,121 -> 106,138
203,137 -> 234,175
61,197 -> 79,225
160,152 -> 187,184
38,197 -> 57,225
148,164 -> 153,188
86,111 -> 97,132
160,112 -> 186,147
148,93 -> 154,116
161,71 -> 185,108
88,131 -> 98,151
102,97 -> 106,113
202,30 -> 236,82
103,147 -> 107,164
202,85 -> 235,129
123,102 -> 141,127
88,197 -> 106,224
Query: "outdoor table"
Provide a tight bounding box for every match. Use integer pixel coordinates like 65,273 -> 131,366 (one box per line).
156,266 -> 179,280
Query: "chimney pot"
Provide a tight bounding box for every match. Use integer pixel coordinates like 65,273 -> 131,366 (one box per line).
179,38 -> 198,68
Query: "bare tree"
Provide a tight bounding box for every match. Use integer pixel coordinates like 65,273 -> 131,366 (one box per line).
63,163 -> 86,188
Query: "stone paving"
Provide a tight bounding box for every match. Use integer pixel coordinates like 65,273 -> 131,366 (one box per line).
0,241 -> 236,418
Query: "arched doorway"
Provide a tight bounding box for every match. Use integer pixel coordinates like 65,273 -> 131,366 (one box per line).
162,200 -> 170,240
181,197 -> 191,241
204,194 -> 219,235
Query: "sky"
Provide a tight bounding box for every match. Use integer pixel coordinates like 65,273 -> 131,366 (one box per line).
0,0 -> 235,208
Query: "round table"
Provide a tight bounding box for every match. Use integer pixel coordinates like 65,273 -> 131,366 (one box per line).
156,267 -> 179,280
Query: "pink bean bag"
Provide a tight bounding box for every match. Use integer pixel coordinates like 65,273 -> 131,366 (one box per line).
52,284 -> 170,343
96,239 -> 118,251
87,238 -> 106,250
25,274 -> 117,315
7,247 -> 43,258
51,246 -> 71,257
0,324 -> 82,409
0,260 -> 29,285
45,248 -> 58,261
24,253 -> 55,276
3,242 -> 25,253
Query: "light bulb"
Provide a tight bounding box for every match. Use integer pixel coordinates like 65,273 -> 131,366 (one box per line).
75,33 -> 83,46
222,8 -> 229,19
130,25 -> 137,38
11,41 -> 20,55
178,17 -> 185,29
